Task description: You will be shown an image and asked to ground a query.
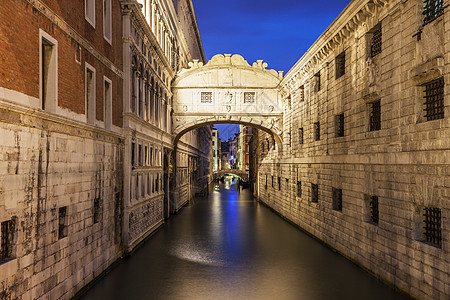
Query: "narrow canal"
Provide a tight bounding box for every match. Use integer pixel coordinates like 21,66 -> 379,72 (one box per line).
79,182 -> 408,300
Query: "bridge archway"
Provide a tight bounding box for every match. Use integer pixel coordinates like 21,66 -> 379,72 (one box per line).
172,54 -> 284,145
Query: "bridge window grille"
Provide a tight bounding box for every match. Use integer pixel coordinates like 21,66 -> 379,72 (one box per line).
314,122 -> 320,141
278,177 -> 281,191
297,181 -> 302,197
422,207 -> 442,247
423,77 -> 444,121
200,92 -> 212,103
335,51 -> 345,79
311,183 -> 318,203
423,0 -> 444,26
370,24 -> 382,57
369,100 -> 381,131
369,196 -> 379,224
58,206 -> 68,239
1,219 -> 15,262
335,114 -> 344,137
332,188 -> 343,211
244,92 -> 256,104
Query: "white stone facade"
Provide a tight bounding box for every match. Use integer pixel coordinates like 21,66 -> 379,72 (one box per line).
257,0 -> 449,299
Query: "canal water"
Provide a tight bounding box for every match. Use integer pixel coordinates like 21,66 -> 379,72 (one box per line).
79,182 -> 409,300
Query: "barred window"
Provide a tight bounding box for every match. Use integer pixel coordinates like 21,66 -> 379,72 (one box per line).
332,188 -> 343,211
421,207 -> 442,247
265,175 -> 267,190
299,85 -> 305,102
271,176 -> 274,188
423,77 -> 444,121
369,196 -> 379,224
314,122 -> 320,141
1,219 -> 15,262
335,114 -> 344,137
335,51 -> 345,79
278,177 -> 281,191
311,183 -> 318,203
299,128 -> 304,144
297,181 -> 302,197
244,92 -> 256,104
314,72 -> 321,91
59,207 -> 68,239
423,0 -> 444,26
369,100 -> 381,131
200,92 -> 213,103
370,24 -> 382,57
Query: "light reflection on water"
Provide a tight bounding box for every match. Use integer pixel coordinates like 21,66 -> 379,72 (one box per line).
80,183 -> 409,300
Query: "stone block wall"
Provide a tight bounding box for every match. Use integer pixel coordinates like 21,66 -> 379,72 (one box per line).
0,107 -> 123,299
258,0 -> 449,299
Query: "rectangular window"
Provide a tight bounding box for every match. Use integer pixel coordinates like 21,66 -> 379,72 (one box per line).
271,176 -> 274,188
264,175 -> 267,190
93,197 -> 101,224
297,181 -> 302,197
278,177 -> 281,191
332,188 -> 343,211
314,122 -> 320,141
335,113 -> 344,137
244,92 -> 256,104
138,144 -> 142,166
299,128 -> 304,144
86,63 -> 96,124
103,0 -> 112,43
200,92 -> 213,103
131,142 -> 135,167
58,207 -> 68,239
85,0 -> 96,27
368,100 -> 381,131
40,30 -> 58,113
299,85 -> 305,102
104,77 -> 112,129
423,0 -> 444,26
369,195 -> 379,224
311,183 -> 318,203
335,51 -> 345,79
370,23 -> 382,57
1,219 -> 15,262
423,77 -> 444,121
420,207 -> 442,247
150,147 -> 153,166
314,72 -> 321,92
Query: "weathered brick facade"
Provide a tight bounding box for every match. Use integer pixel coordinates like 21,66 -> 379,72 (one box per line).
257,0 -> 449,299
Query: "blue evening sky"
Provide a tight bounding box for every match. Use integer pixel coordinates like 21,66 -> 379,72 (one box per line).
192,0 -> 352,139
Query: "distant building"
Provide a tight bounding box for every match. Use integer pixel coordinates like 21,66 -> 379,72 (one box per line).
221,140 -> 230,170
212,128 -> 220,172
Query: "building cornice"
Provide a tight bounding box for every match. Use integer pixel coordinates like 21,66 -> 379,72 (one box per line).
281,0 -> 389,90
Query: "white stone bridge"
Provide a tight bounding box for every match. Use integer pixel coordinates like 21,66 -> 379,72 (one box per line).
213,169 -> 249,181
172,54 -> 284,145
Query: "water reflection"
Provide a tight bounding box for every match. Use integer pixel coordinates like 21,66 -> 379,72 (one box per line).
80,183 -> 409,300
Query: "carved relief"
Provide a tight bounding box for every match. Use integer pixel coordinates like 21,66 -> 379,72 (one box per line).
366,57 -> 380,87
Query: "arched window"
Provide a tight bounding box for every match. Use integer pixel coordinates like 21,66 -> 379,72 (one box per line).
138,64 -> 144,118
131,56 -> 138,113
150,77 -> 155,123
